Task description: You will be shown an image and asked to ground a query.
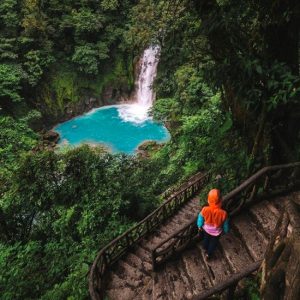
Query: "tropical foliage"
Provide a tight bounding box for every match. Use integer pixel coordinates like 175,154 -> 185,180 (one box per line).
1,0 -> 300,299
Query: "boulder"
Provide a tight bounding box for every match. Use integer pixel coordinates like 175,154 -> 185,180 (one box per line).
43,130 -> 60,143
137,140 -> 159,151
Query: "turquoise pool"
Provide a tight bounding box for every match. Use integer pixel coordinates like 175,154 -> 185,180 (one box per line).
54,105 -> 170,154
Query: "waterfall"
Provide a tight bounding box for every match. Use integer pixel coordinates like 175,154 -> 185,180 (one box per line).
118,45 -> 160,123
135,45 -> 160,106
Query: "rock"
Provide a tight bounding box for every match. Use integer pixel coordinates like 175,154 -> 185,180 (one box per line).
66,107 -> 73,115
137,140 -> 159,151
102,86 -> 114,102
136,141 -> 164,158
43,130 -> 60,143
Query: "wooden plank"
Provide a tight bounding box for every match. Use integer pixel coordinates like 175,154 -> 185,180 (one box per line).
181,245 -> 213,295
249,201 -> 279,238
219,231 -> 254,272
196,243 -> 232,285
232,213 -> 268,261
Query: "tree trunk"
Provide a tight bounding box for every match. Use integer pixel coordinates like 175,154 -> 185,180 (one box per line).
261,192 -> 300,300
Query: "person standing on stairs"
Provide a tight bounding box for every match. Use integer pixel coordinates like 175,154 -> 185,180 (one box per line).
197,189 -> 229,259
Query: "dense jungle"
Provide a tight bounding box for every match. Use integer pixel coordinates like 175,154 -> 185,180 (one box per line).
0,0 -> 300,299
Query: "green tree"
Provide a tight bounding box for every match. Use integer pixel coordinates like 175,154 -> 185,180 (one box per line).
72,43 -> 109,75
0,0 -> 19,31
0,64 -> 24,105
23,50 -> 55,86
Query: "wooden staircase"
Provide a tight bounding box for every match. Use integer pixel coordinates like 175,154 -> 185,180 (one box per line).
105,197 -> 200,299
89,162 -> 300,300
104,195 -> 284,299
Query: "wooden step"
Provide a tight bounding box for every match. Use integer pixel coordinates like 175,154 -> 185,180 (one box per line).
265,199 -> 281,217
233,213 -> 268,260
153,263 -> 193,300
106,272 -> 141,296
155,230 -> 170,240
134,245 -> 151,263
143,235 -> 167,251
248,201 -> 279,238
106,286 -> 137,300
168,219 -> 184,227
186,201 -> 199,211
177,210 -> 194,220
109,259 -> 146,288
159,226 -> 174,236
219,232 -> 253,272
125,252 -> 152,275
177,211 -> 195,221
164,221 -> 183,232
175,260 -> 196,299
271,195 -> 286,211
152,268 -> 173,300
196,243 -> 232,285
185,202 -> 199,210
180,245 -> 213,295
135,280 -> 153,300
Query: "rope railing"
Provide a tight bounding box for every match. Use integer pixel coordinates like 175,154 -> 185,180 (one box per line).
151,162 -> 300,270
88,172 -> 210,300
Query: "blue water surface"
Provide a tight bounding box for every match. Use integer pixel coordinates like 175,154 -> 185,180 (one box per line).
54,106 -> 170,154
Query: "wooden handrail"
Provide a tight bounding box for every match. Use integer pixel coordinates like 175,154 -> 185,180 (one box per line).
152,162 -> 300,270
89,171 -> 210,300
160,172 -> 208,199
223,162 -> 300,202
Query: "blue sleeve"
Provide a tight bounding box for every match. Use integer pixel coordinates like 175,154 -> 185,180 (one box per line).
223,219 -> 229,233
197,213 -> 204,228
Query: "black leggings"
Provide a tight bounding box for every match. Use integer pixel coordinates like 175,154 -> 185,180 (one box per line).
203,231 -> 220,257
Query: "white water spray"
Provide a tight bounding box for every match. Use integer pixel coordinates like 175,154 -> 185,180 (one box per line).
135,45 -> 160,106
118,45 -> 160,123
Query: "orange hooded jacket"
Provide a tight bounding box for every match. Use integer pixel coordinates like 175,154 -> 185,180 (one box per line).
201,189 -> 227,228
